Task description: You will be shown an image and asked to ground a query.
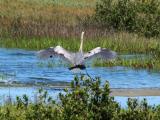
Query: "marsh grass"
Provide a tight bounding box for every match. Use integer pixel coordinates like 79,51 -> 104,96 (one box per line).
0,73 -> 7,81
1,32 -> 160,69
1,32 -> 160,54
1,0 -> 160,38
0,0 -> 96,38
2,32 -> 160,69
93,55 -> 160,70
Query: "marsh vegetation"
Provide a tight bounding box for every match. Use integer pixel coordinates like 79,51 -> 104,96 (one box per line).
1,0 -> 160,119
1,0 -> 160,70
0,76 -> 160,120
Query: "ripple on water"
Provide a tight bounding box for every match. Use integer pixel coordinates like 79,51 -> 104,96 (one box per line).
0,48 -> 160,89
1,48 -> 160,106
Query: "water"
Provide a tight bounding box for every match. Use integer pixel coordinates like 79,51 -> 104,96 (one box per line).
0,87 -> 62,105
115,96 -> 160,108
0,48 -> 160,88
0,48 -> 160,107
0,87 -> 159,108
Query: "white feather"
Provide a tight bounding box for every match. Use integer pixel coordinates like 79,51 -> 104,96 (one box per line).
37,46 -> 74,64
84,47 -> 117,60
37,32 -> 117,69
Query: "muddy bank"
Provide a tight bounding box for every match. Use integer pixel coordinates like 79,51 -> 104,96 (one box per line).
110,88 -> 160,96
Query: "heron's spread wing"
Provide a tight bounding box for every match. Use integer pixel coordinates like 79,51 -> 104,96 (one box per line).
84,47 -> 117,60
37,46 -> 73,63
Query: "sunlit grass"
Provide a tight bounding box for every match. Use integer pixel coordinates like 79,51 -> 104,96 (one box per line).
93,55 -> 160,70
1,32 -> 160,54
1,32 -> 160,69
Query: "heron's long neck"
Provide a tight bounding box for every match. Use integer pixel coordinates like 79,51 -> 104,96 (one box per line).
79,32 -> 84,53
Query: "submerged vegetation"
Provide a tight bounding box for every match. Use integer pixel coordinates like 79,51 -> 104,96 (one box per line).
0,76 -> 160,119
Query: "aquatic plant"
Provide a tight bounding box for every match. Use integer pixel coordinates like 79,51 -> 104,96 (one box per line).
93,54 -> 160,70
0,73 -> 6,81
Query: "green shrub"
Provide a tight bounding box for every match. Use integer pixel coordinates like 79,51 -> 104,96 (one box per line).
59,75 -> 120,119
0,75 -> 159,119
94,0 -> 160,37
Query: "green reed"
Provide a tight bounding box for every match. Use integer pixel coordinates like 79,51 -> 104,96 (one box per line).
1,32 -> 160,54
93,55 -> 160,70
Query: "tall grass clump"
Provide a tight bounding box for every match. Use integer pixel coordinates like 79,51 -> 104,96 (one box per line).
94,0 -> 160,37
1,32 -> 160,54
0,0 -> 95,38
93,56 -> 160,70
1,0 -> 160,39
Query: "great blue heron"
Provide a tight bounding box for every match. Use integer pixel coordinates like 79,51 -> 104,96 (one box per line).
37,32 -> 117,70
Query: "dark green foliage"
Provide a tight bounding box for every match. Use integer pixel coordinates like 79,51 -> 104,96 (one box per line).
94,0 -> 160,37
59,75 -> 120,119
0,76 -> 160,119
119,98 -> 151,120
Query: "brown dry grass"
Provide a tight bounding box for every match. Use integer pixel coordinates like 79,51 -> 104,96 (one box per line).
0,0 -> 96,38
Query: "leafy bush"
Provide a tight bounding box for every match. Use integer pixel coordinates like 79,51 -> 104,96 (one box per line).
59,75 -> 120,119
0,75 -> 160,119
94,0 -> 160,37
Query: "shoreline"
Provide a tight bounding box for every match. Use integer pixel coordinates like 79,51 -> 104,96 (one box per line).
110,88 -> 160,97
0,85 -> 160,96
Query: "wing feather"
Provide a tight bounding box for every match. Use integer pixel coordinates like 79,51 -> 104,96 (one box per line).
84,47 -> 117,60
37,46 -> 73,63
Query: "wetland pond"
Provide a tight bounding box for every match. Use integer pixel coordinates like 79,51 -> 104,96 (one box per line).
0,48 -> 160,107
